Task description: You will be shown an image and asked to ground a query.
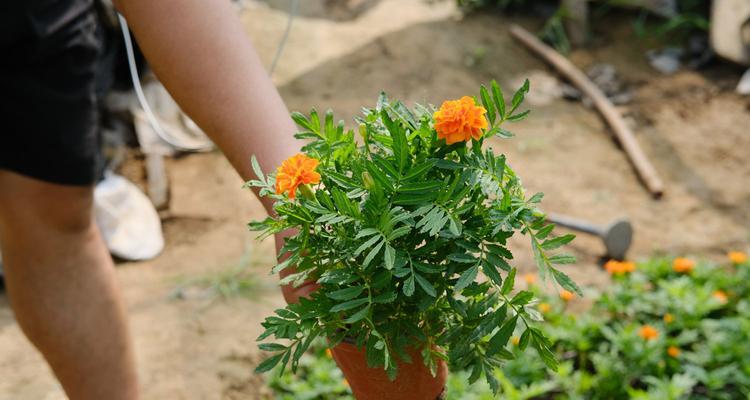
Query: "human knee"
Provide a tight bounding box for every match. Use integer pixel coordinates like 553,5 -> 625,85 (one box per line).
0,172 -> 95,236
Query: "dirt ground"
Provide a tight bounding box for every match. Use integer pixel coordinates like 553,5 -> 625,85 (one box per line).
1,0 -> 749,398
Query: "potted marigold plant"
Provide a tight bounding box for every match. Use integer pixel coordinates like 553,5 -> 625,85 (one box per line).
247,80 -> 581,399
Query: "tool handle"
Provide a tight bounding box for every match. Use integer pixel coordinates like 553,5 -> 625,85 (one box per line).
547,213 -> 603,236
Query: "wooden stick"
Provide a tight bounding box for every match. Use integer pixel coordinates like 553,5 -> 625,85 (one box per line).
509,25 -> 664,198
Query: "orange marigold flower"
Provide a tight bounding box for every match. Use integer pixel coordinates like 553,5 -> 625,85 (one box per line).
639,325 -> 659,341
712,290 -> 728,304
275,153 -> 321,200
728,251 -> 748,265
663,313 -> 674,324
559,290 -> 575,302
342,379 -> 349,387
325,348 -> 333,359
539,303 -> 552,313
523,273 -> 537,285
621,261 -> 636,273
667,346 -> 681,358
433,96 -> 488,145
511,336 -> 520,346
672,257 -> 694,274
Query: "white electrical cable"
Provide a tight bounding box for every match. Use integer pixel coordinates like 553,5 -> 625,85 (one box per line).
117,0 -> 297,151
270,0 -> 299,75
117,13 -> 206,152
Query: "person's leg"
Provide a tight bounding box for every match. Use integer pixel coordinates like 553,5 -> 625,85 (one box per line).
0,170 -> 139,400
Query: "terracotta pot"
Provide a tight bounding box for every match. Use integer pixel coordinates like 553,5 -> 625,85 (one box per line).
330,342 -> 447,400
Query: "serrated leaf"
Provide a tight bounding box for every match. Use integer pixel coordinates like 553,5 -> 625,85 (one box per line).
481,259 -> 503,286
355,228 -> 380,239
480,85 -> 496,126
373,290 -> 397,303
250,155 -> 266,184
344,305 -> 370,324
487,315 -> 518,356
403,275 -> 416,297
384,244 -> 396,270
501,268 -> 516,295
541,234 -> 576,250
491,80 -> 506,120
454,264 -> 479,293
507,110 -> 530,122
448,253 -> 477,263
354,235 -> 382,257
255,352 -> 285,373
258,343 -> 287,352
414,273 -> 436,297
536,224 -> 555,239
327,286 -> 365,301
551,268 -> 582,295
363,241 -> 384,268
549,254 -> 576,265
511,290 -> 534,306
510,78 -> 529,115
330,298 -> 369,313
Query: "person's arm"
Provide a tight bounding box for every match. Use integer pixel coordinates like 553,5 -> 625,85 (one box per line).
114,0 -> 315,302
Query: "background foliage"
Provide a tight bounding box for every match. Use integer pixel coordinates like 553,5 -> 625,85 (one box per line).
269,254 -> 750,399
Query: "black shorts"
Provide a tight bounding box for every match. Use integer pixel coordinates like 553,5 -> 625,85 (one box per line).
0,0 -> 102,186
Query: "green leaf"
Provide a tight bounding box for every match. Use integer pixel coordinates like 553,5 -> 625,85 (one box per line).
491,80 -> 506,120
355,228 -> 380,239
327,286 -> 365,301
501,268 -> 516,295
250,155 -> 265,184
510,79 -> 529,115
536,224 -> 555,239
541,234 -> 576,250
373,290 -> 397,303
403,275 -> 416,297
454,264 -> 479,293
363,241 -> 384,268
354,235 -> 382,257
255,352 -> 285,373
511,290 -> 534,306
258,343 -> 287,352
324,110 -> 335,140
402,159 -> 437,181
384,244 -> 396,270
551,268 -> 582,295
344,305 -> 370,324
486,252 -> 511,272
480,85 -> 496,126
518,328 -> 531,351
330,298 -> 370,313
414,273 -> 437,297
487,315 -> 518,356
448,253 -> 477,263
507,110 -> 530,122
548,254 -> 576,265
481,259 -> 503,286
532,333 -> 558,372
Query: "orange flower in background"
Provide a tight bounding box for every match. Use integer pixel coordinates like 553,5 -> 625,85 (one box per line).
728,251 -> 747,265
433,96 -> 488,145
511,336 -> 520,346
325,348 -> 333,359
667,346 -> 681,358
275,153 -> 321,200
663,313 -> 674,324
621,261 -> 636,273
712,290 -> 728,304
639,325 -> 659,341
605,260 -> 636,276
539,303 -> 552,313
672,257 -> 695,274
523,273 -> 537,285
560,290 -> 575,302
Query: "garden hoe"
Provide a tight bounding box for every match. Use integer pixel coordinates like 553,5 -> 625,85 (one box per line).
548,214 -> 633,261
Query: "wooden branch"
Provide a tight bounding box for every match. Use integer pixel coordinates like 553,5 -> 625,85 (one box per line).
509,24 -> 664,198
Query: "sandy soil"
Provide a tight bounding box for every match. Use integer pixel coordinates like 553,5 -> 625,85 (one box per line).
1,0 -> 749,398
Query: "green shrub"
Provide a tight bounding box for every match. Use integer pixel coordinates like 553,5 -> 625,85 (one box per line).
268,253 -> 750,399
